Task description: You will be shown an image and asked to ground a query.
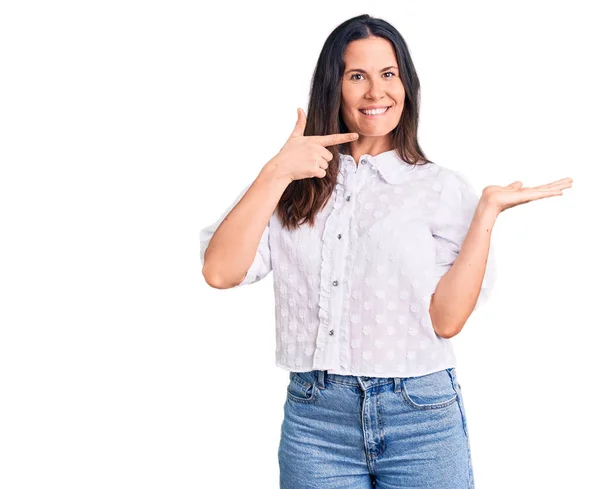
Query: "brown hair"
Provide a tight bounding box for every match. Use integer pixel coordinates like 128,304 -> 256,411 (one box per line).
276,13 -> 433,230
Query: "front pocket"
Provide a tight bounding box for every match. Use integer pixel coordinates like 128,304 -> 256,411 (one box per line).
286,371 -> 318,404
400,369 -> 458,410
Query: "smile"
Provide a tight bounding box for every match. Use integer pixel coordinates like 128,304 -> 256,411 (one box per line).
359,106 -> 390,117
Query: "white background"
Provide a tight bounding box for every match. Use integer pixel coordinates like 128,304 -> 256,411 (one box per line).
1,1 -> 597,488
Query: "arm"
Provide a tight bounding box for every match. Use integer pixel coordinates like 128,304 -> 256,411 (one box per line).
201,107 -> 360,290
201,161 -> 290,289
430,199 -> 498,338
430,173 -> 573,337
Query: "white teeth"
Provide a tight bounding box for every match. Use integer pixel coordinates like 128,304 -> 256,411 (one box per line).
360,107 -> 389,115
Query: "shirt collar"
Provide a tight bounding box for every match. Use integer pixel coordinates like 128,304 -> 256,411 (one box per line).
339,149 -> 418,184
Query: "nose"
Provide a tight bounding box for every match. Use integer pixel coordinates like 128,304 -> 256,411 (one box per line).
365,78 -> 386,99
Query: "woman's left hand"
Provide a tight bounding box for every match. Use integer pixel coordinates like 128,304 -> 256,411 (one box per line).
481,177 -> 573,215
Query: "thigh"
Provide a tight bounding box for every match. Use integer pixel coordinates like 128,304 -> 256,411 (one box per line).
278,371 -> 373,489
375,368 -> 474,489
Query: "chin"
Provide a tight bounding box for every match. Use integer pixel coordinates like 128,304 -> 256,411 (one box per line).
358,129 -> 394,137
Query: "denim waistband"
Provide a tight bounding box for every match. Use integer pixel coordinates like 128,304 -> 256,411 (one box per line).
308,368 -> 456,390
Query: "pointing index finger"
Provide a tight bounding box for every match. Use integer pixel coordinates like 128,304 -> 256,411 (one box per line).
313,132 -> 359,147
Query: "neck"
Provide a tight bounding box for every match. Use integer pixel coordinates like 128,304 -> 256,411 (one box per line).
346,137 -> 394,166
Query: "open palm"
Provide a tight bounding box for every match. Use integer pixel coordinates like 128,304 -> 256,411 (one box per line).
482,177 -> 573,213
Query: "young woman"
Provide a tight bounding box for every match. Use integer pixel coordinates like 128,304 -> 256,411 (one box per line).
199,14 -> 572,489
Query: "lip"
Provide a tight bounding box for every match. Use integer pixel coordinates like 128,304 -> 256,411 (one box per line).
359,105 -> 391,110
359,106 -> 391,118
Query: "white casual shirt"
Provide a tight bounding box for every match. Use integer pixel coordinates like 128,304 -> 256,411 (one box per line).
199,149 -> 497,378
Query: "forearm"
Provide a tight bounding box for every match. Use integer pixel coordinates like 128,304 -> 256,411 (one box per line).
202,160 -> 290,288
430,200 -> 498,338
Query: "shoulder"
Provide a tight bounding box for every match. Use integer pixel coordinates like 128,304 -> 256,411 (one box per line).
434,164 -> 469,184
432,165 -> 481,226
433,165 -> 477,197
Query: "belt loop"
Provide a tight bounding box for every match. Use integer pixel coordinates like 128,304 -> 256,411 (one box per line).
317,370 -> 325,390
393,377 -> 402,393
446,367 -> 456,381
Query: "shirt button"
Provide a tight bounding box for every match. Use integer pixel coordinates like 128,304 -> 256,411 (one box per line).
361,160 -> 366,165
337,233 -> 342,239
329,329 -> 334,335
346,195 -> 351,202
332,280 -> 339,286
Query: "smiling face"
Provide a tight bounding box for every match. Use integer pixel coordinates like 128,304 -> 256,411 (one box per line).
340,36 -> 405,149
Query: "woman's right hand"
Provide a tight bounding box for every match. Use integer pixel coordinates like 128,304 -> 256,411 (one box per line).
266,108 -> 359,183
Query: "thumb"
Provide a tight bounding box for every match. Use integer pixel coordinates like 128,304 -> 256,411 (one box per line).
289,107 -> 307,139
507,181 -> 524,189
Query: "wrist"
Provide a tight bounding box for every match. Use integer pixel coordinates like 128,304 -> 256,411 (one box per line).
259,158 -> 292,188
474,198 -> 500,224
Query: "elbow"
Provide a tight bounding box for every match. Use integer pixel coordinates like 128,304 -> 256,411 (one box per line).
430,298 -> 460,339
201,250 -> 229,289
431,315 -> 454,338
434,323 -> 459,339
201,246 -> 244,289
432,317 -> 465,338
202,264 -> 245,289
203,272 -> 225,289
202,264 -> 229,289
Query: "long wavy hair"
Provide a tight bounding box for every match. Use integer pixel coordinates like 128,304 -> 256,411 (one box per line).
276,14 -> 433,231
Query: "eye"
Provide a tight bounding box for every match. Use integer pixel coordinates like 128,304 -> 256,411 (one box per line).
349,72 -> 396,81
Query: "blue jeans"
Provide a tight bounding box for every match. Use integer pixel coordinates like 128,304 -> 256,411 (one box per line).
278,367 -> 474,488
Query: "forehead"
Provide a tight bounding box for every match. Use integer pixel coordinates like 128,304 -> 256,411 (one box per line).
343,37 -> 397,68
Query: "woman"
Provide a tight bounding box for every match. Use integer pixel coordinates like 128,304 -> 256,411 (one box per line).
199,14 -> 572,489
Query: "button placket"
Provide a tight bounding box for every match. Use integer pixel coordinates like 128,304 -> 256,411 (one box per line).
339,163 -> 368,370
331,170 -> 355,341
317,158 -> 365,367
333,171 -> 356,347
315,169 -> 346,365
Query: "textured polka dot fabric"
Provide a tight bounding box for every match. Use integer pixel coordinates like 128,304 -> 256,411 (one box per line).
199,149 -> 497,377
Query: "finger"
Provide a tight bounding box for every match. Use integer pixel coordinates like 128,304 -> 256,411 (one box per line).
530,190 -> 564,201
288,108 -> 307,139
530,177 -> 573,190
515,188 -> 565,203
529,182 -> 572,192
313,132 -> 359,147
317,146 -> 334,162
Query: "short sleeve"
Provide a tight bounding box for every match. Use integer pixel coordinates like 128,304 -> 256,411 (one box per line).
199,183 -> 272,287
431,170 -> 497,311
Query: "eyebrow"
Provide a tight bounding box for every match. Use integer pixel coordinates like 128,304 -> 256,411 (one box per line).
344,66 -> 398,74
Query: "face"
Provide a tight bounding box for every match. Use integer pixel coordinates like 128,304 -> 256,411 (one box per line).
340,36 -> 405,144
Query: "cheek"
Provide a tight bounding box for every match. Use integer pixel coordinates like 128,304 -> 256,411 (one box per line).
339,98 -> 356,126
342,85 -> 362,108
341,100 -> 358,120
394,86 -> 406,103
